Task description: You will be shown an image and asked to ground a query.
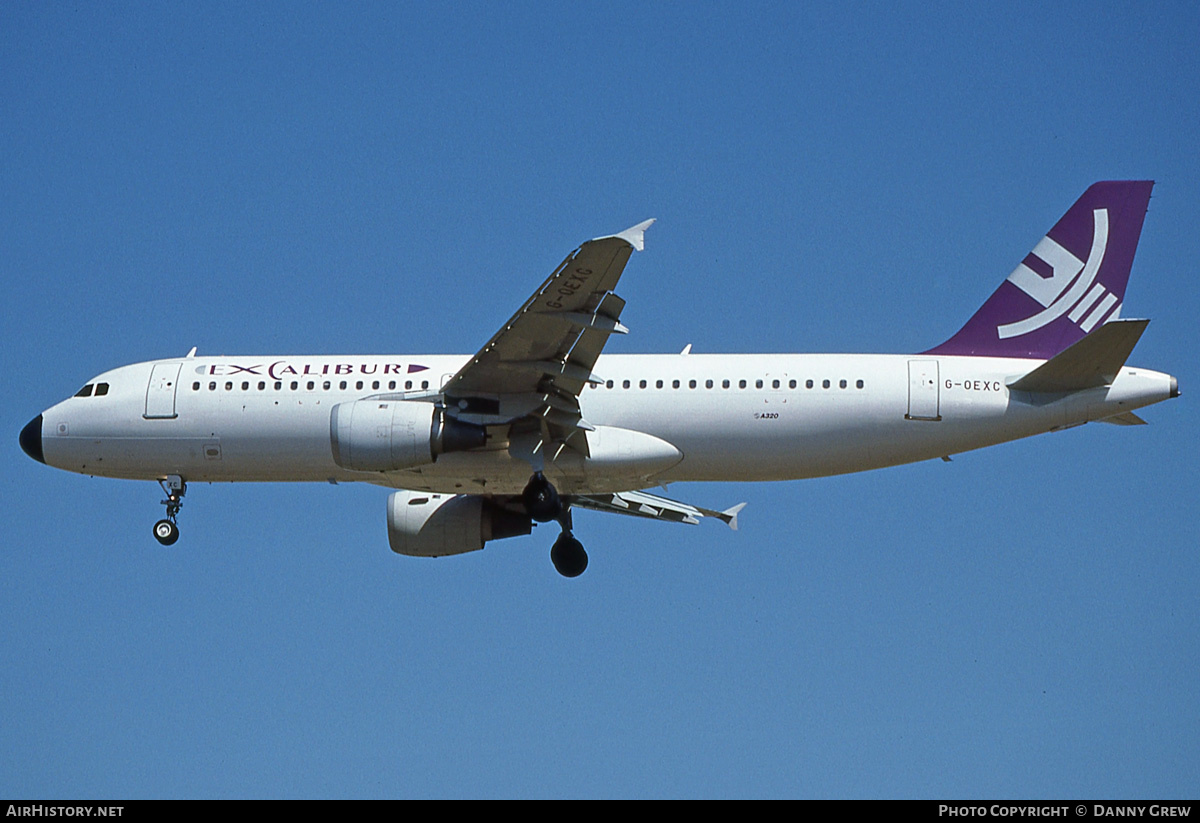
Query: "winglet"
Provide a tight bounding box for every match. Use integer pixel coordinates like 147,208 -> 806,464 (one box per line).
595,218 -> 656,252
721,502 -> 747,531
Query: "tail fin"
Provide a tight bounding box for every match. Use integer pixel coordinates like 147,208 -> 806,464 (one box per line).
926,181 -> 1154,359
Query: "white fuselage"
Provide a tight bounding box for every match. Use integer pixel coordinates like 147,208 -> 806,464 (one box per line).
38,352 -> 1175,495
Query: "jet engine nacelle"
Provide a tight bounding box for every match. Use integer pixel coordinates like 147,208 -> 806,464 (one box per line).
387,491 -> 532,557
330,399 -> 486,472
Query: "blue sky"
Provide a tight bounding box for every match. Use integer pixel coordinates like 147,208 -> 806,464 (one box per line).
3,1 -> 1197,798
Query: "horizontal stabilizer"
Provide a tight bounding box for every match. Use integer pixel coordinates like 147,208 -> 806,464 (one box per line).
1098,411 -> 1148,426
1007,318 -> 1149,393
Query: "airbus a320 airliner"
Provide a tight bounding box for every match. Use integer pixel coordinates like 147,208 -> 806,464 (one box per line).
19,182 -> 1178,576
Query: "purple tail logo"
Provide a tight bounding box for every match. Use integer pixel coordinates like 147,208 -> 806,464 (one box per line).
927,181 -> 1153,360
1001,207 -> 1116,338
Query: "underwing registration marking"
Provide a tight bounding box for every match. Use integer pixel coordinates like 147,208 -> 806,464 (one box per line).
545,267 -> 593,309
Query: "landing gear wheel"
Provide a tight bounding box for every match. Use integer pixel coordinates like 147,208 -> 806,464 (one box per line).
153,519 -> 179,546
522,471 -> 562,523
551,532 -> 588,578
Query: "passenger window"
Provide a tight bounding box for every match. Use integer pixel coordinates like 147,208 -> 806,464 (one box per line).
291,381 -> 298,390
672,380 -> 680,389
623,380 -> 631,389
789,379 -> 796,389
656,380 -> 663,389
606,380 -> 614,389
722,379 -> 730,389
307,381 -> 314,390
755,379 -> 763,389
857,379 -> 864,389
705,379 -> 713,389
388,380 -> 395,390
258,381 -> 266,390
739,379 -> 746,389
356,381 -> 363,390
840,379 -> 847,389
822,379 -> 830,389
421,381 -> 428,389
193,382 -> 201,391
75,385 -> 93,398
242,381 -> 249,391
639,380 -> 647,389
275,381 -> 282,390
324,381 -> 331,390
806,379 -> 813,389
405,380 -> 412,389
209,382 -> 217,391
372,380 -> 380,390
339,381 -> 347,390
689,380 -> 697,389
772,379 -> 780,389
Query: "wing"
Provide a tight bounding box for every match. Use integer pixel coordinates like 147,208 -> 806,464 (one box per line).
441,219 -> 655,457
571,490 -> 746,530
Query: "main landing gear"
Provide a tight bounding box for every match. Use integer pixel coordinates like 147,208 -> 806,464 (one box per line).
153,475 -> 186,546
522,472 -> 588,578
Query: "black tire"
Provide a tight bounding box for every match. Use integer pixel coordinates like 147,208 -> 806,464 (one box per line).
153,519 -> 179,546
550,533 -> 588,578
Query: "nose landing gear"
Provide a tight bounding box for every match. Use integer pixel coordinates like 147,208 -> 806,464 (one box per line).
153,475 -> 186,546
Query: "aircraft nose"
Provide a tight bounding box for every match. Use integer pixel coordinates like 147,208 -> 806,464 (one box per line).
19,414 -> 45,464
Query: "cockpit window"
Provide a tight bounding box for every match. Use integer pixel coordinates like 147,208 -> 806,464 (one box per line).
73,382 -> 110,398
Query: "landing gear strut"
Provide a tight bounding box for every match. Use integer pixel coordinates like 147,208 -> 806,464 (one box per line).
153,475 -> 186,546
523,473 -> 589,577
522,471 -> 562,522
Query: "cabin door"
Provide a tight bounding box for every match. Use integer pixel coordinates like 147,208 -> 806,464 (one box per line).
906,360 -> 941,421
145,363 -> 182,419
